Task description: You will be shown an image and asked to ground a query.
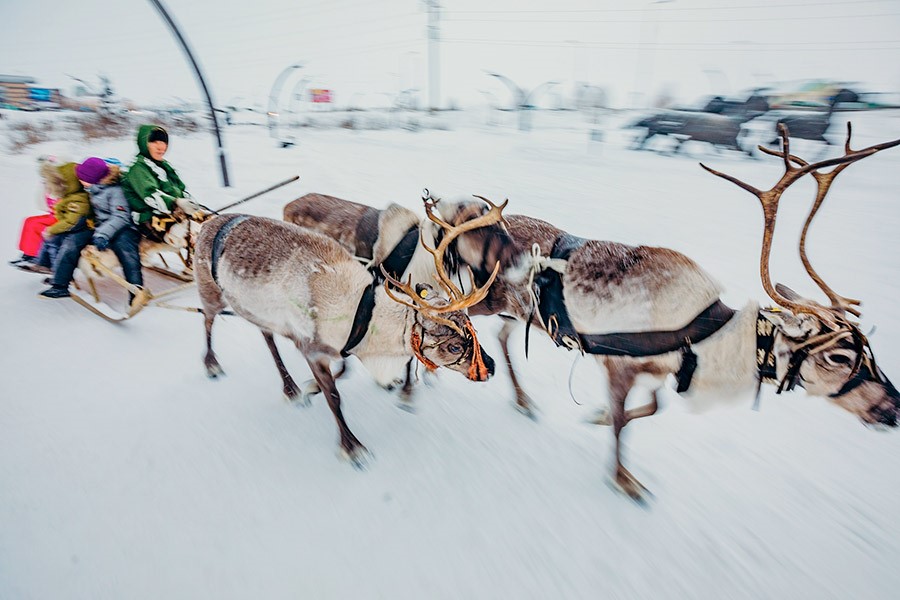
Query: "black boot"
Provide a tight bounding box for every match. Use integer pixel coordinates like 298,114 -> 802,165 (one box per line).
39,284 -> 71,299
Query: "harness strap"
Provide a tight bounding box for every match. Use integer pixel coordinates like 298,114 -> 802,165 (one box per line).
379,226 -> 419,281
340,281 -> 377,357
354,207 -> 380,260
754,311 -> 779,409
211,214 -> 251,286
756,312 -> 779,384
528,233 -> 588,352
579,300 -> 736,356
340,225 -> 420,357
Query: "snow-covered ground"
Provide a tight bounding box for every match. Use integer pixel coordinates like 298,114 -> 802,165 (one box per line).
2,109 -> 900,600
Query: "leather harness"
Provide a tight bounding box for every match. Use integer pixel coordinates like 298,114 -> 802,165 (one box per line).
529,232 -> 737,392
340,225 -> 419,356
211,214 -> 251,286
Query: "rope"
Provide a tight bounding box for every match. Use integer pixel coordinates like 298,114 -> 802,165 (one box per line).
524,243 -> 568,331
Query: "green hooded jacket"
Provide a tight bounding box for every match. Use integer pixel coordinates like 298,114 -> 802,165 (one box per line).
121,124 -> 187,224
46,162 -> 93,235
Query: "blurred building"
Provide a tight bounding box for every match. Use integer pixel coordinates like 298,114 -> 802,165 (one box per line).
0,75 -> 63,110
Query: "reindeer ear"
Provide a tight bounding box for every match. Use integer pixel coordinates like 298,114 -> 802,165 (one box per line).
414,283 -> 435,300
762,308 -> 819,340
775,283 -> 809,303
414,283 -> 455,309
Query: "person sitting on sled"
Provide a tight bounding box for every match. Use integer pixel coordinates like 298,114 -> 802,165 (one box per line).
121,124 -> 206,244
11,156 -> 80,274
39,158 -> 145,313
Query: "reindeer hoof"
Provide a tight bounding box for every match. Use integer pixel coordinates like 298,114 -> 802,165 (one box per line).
339,446 -> 373,470
298,379 -> 320,405
396,398 -> 417,414
383,377 -> 404,392
205,364 -> 225,379
285,390 -> 311,407
513,400 -> 538,421
609,469 -> 653,505
587,408 -> 612,426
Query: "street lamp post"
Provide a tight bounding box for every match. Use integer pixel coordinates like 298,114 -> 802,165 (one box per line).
486,72 -> 559,131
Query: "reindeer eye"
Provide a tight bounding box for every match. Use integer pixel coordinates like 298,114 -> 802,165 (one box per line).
446,342 -> 464,354
825,352 -> 853,366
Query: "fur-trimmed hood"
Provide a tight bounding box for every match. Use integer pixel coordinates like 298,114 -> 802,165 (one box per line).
96,164 -> 122,186
40,162 -> 84,200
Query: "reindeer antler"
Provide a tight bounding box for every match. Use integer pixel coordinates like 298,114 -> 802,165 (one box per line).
380,262 -> 501,335
700,122 -> 900,325
420,194 -> 508,301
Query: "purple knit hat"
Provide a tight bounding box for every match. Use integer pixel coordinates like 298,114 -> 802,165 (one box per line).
75,157 -> 110,184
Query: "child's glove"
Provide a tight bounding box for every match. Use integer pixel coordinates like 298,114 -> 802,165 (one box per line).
176,197 -> 202,215
92,234 -> 110,251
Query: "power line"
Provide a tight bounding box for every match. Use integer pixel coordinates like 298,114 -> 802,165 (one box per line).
444,12 -> 900,24
441,37 -> 900,51
445,0 -> 895,14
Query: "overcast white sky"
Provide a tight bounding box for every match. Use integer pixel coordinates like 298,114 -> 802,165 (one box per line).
2,0 -> 899,109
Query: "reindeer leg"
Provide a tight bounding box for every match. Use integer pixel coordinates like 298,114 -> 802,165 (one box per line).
261,331 -> 306,405
305,354 -> 370,468
605,359 -> 651,503
590,390 -> 659,426
300,359 -> 348,405
203,309 -> 224,378
498,318 -> 536,419
396,358 -> 417,413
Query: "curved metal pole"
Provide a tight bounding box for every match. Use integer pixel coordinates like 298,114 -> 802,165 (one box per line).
148,0 -> 230,187
486,71 -> 524,110
523,80 -> 561,107
267,63 -> 304,139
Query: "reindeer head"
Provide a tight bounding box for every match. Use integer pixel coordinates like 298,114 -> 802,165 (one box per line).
381,193 -> 510,382
703,123 -> 900,427
392,281 -> 496,382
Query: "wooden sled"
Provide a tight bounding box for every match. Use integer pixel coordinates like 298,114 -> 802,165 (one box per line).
72,248 -> 196,322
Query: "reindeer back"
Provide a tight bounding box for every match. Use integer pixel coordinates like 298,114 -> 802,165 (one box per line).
563,242 -> 723,335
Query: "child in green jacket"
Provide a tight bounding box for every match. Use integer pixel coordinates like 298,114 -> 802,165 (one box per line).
121,124 -> 204,243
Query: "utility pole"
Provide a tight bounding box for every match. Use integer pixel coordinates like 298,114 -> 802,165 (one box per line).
423,0 -> 441,112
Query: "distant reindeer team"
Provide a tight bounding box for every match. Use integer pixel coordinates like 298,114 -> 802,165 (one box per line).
630,88 -> 858,157
198,123 -> 899,501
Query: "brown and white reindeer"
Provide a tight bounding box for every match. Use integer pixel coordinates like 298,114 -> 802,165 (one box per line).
284,193 -> 501,405
435,123 -> 900,500
193,210 -> 502,467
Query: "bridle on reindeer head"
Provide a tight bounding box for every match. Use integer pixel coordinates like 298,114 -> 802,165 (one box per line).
701,123 -> 900,396
380,195 -> 507,380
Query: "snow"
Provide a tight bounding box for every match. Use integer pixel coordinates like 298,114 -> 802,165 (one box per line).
2,109 -> 900,600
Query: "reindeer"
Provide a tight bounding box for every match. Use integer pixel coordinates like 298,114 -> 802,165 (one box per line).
631,93 -> 769,156
436,123 -> 900,501
193,210 -> 503,466
284,194 -> 454,405
767,88 -> 859,150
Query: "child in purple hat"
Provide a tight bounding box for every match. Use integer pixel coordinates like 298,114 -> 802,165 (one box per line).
39,157 -> 145,314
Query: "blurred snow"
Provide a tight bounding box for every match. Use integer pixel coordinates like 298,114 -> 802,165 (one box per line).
1,108 -> 899,600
